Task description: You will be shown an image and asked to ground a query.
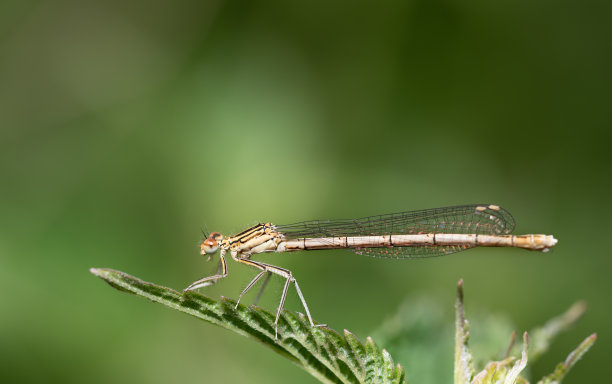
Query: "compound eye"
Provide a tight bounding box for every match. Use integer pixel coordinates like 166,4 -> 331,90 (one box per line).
210,232 -> 223,242
201,238 -> 219,254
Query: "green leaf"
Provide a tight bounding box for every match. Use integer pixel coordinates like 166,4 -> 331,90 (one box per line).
503,332 -> 529,384
471,357 -> 516,384
90,268 -> 406,384
528,301 -> 587,363
536,333 -> 597,384
470,332 -> 529,384
455,279 -> 475,384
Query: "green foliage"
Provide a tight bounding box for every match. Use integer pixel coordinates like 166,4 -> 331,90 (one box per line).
455,280 -> 476,384
90,268 -> 405,384
536,334 -> 597,384
373,282 -> 595,384
453,281 -> 594,384
91,269 -> 595,384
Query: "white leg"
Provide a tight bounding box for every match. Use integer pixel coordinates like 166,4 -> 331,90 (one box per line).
234,257 -> 326,341
235,270 -> 266,309
253,272 -> 272,306
183,252 -> 228,292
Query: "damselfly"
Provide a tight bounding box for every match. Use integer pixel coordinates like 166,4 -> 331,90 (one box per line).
183,204 -> 557,340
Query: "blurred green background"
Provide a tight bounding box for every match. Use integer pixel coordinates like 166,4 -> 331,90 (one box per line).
1,0 -> 610,382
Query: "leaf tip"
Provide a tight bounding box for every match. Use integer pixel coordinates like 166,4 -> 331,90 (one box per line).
566,301 -> 588,322
572,333 -> 597,355
90,267 -> 112,279
572,300 -> 588,313
365,336 -> 379,350
457,279 -> 464,300
504,330 -> 518,358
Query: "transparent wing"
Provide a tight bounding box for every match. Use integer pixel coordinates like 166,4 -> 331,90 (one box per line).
275,204 -> 515,260
275,204 -> 515,238
354,244 -> 475,259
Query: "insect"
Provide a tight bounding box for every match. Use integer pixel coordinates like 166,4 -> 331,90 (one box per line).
183,204 -> 557,340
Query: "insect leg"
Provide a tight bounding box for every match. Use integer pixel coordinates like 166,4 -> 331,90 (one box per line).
183,250 -> 228,292
233,257 -> 325,341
